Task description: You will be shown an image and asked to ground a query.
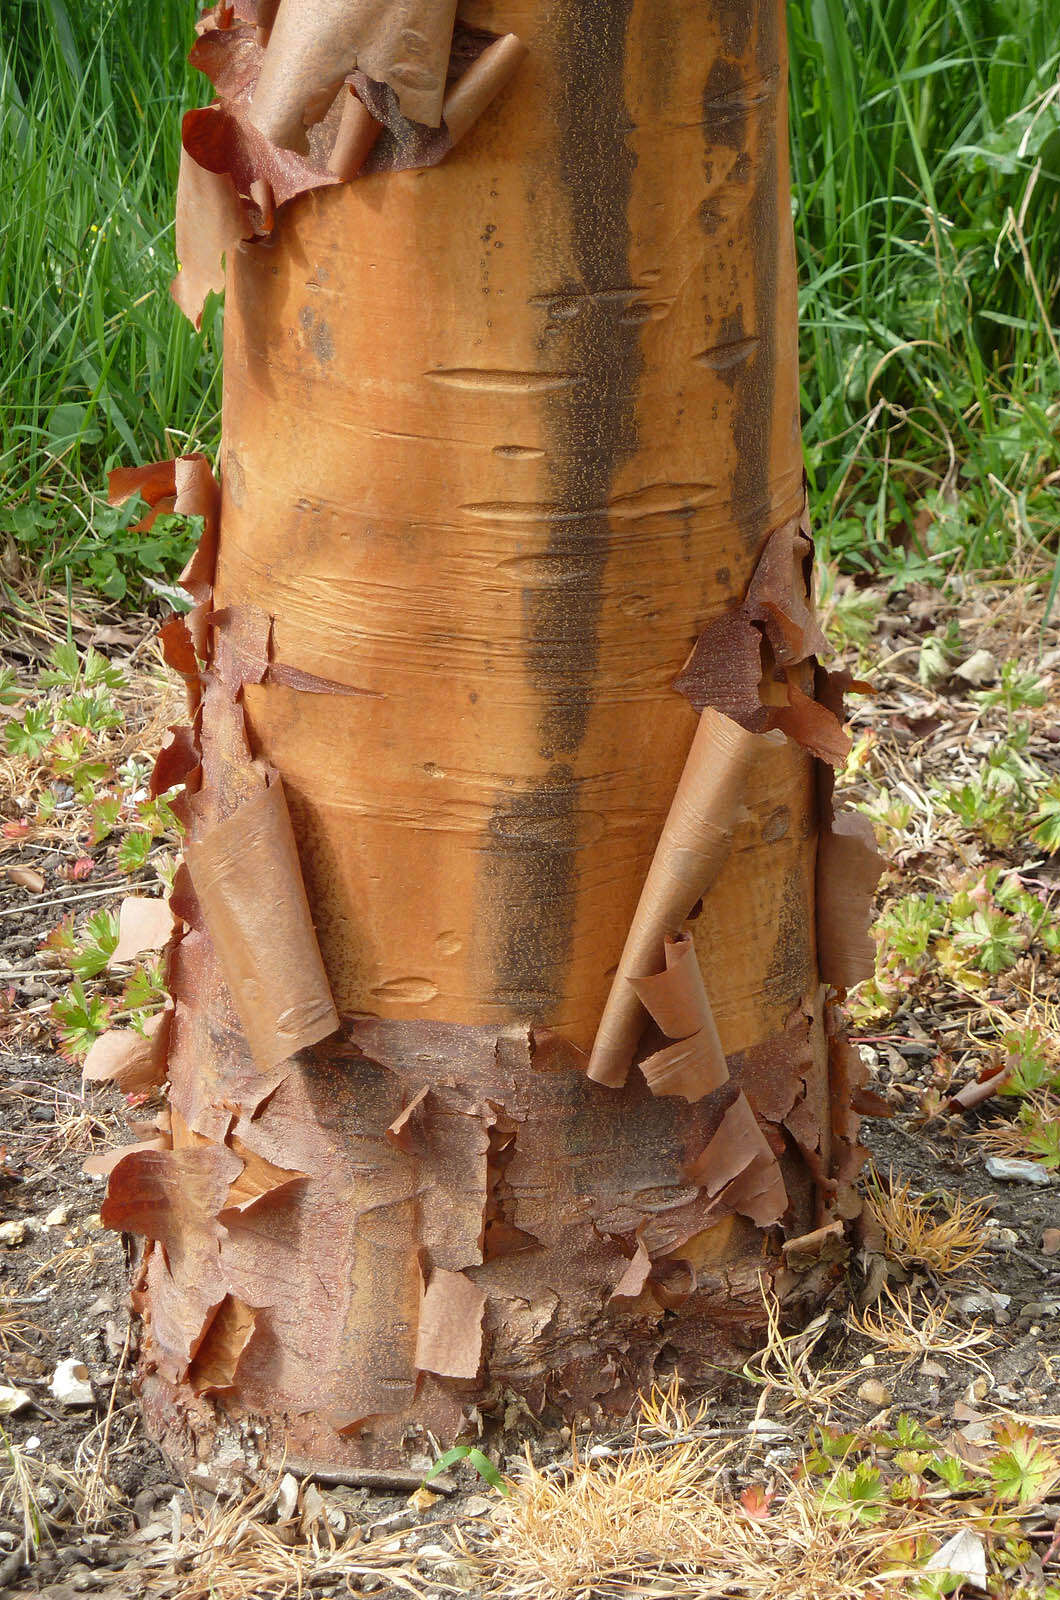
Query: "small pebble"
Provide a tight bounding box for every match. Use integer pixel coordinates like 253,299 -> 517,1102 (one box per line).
954,648 -> 997,685
0,1221 -> 27,1247
984,1156 -> 1054,1186
857,1378 -> 891,1407
955,1290 -> 1011,1317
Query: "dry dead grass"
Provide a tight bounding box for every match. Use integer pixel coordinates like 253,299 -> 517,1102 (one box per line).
865,1168 -> 991,1276
742,1291 -> 857,1420
0,1290 -> 37,1353
846,1285 -> 995,1374
466,1390 -> 948,1600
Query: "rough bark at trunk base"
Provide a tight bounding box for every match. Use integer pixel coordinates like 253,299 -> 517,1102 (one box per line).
92,0 -> 883,1481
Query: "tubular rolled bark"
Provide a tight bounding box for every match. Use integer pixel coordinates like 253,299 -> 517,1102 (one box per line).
106,0 -> 881,1480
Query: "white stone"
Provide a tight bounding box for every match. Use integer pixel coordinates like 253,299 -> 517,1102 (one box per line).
985,1156 -> 1054,1186
954,649 -> 997,685
0,1385 -> 31,1415
0,1221 -> 27,1246
49,1358 -> 94,1407
43,1205 -> 69,1228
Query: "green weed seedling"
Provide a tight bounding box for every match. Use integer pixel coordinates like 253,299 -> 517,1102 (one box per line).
422,1444 -> 508,1495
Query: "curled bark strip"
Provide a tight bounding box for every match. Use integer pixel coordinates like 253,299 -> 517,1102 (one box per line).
629,934 -> 729,1102
188,1295 -> 257,1393
684,1091 -> 788,1229
327,86 -> 383,178
82,1011 -> 170,1095
251,0 -> 459,139
185,779 -> 339,1070
816,810 -> 884,991
415,1267 -> 486,1379
948,1061 -> 1011,1112
587,710 -> 765,1088
442,33 -> 527,145
171,10 -> 524,323
171,147 -> 249,330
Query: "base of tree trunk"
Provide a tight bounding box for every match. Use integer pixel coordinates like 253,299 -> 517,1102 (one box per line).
121,969 -> 857,1483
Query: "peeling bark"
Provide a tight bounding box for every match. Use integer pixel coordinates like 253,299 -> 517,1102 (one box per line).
97,0 -> 883,1481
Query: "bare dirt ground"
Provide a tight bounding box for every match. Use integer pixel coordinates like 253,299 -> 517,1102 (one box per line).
0,568 -> 1058,1599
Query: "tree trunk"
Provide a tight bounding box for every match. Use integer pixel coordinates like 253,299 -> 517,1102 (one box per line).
96,0 -> 880,1481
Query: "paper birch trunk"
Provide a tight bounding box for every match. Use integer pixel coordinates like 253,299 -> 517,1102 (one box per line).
94,0 -> 881,1479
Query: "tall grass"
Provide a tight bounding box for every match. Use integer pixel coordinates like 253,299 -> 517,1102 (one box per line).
0,0 -> 1058,595
790,0 -> 1060,574
0,0 -> 218,597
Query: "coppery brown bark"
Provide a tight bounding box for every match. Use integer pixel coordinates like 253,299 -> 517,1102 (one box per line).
91,0 -> 881,1480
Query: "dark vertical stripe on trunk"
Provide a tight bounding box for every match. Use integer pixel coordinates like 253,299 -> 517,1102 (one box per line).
727,0 -> 779,552
532,0 -> 640,763
486,0 -> 641,1018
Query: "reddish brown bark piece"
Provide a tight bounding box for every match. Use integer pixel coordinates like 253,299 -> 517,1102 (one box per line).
224,1136 -> 307,1210
111,896 -> 175,966
816,810 -> 885,990
101,1146 -> 241,1263
385,1087 -> 431,1156
82,1011 -> 171,1095
672,610 -> 766,728
151,726 -> 200,800
744,520 -> 827,666
171,148 -> 249,329
159,617 -> 200,679
105,1145 -> 243,1380
184,780 -> 339,1070
188,1295 -> 258,1392
588,710 -> 766,1087
773,678 -> 850,766
83,1136 -> 172,1179
673,512 -> 828,725
947,1061 -> 1010,1111
685,1091 -> 788,1229
183,102 -> 340,216
728,1017 -> 814,1124
609,1240 -> 652,1302
630,933 -> 729,1102
108,459 -> 177,509
415,1267 -> 487,1379
250,0 -> 459,136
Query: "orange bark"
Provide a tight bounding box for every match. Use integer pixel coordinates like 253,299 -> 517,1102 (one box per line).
99,0 -> 881,1480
